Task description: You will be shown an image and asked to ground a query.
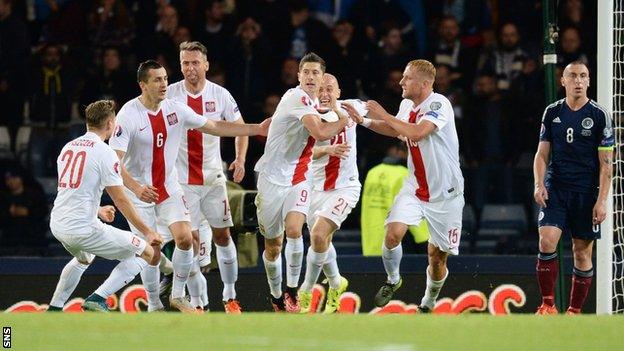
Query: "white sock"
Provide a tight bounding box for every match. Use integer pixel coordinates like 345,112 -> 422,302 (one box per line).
263,252 -> 282,299
200,272 -> 209,308
216,238 -> 238,300
300,248 -> 328,292
285,236 -> 304,288
171,246 -> 194,298
382,243 -> 402,285
186,259 -> 203,307
198,222 -> 213,267
159,255 -> 173,275
50,258 -> 89,308
323,243 -> 341,289
95,257 -> 147,298
140,264 -> 163,311
420,267 -> 449,309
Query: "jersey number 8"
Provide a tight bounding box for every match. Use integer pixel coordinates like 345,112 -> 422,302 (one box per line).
566,128 -> 574,143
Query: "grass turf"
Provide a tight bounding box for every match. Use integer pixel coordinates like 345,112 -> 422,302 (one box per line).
1,313 -> 621,351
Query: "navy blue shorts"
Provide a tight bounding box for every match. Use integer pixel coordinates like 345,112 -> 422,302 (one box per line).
538,188 -> 600,240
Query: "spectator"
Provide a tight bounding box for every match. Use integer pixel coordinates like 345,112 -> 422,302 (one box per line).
427,15 -> 478,90
464,73 -> 521,210
272,58 -> 299,94
361,142 -> 429,256
0,0 -> 29,144
28,44 -> 77,127
140,4 -> 179,72
325,20 -> 362,98
557,26 -> 589,69
426,0 -> 492,47
0,168 -> 48,248
196,0 -> 235,67
480,22 -> 531,91
87,0 -> 135,49
81,46 -> 135,110
207,63 -> 226,87
434,64 -> 466,130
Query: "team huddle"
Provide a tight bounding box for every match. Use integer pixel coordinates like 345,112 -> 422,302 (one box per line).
45,40 -> 612,315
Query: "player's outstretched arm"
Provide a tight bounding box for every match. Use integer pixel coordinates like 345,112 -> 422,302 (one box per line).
105,185 -> 163,246
533,141 -> 551,208
301,111 -> 349,141
114,150 -> 159,203
366,100 -> 436,141
313,143 -> 351,160
593,149 -> 613,224
197,118 -> 271,137
343,102 -> 399,137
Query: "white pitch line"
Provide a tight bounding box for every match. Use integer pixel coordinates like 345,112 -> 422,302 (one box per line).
224,336 -> 417,351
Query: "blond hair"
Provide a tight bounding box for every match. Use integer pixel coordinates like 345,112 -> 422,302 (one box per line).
407,59 -> 436,81
85,100 -> 115,129
179,41 -> 208,58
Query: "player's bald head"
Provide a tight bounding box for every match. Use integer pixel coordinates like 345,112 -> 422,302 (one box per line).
563,61 -> 589,76
323,73 -> 339,88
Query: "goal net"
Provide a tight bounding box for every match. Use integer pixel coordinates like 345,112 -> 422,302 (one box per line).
597,0 -> 624,314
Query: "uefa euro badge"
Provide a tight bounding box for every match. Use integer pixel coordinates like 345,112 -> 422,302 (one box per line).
430,101 -> 442,111
581,117 -> 594,129
167,112 -> 178,125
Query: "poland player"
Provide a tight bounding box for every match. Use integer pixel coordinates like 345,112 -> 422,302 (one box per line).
298,73 -> 367,313
345,59 -> 464,312
109,60 -> 269,312
48,100 -> 163,312
167,41 -> 245,313
254,53 -> 351,312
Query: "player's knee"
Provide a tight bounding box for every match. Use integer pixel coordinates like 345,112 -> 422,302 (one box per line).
310,231 -> 328,250
141,245 -> 155,263
538,236 -> 558,253
176,235 -> 193,250
264,237 -> 282,260
284,224 -> 302,239
384,230 -> 403,248
212,227 -> 231,246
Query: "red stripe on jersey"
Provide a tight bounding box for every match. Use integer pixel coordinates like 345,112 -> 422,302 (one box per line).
323,128 -> 346,190
149,110 -> 170,204
408,110 -> 430,202
187,95 -> 204,185
292,136 -> 316,185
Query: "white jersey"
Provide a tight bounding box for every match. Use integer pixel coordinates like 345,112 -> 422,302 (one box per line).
109,97 -> 208,204
397,93 -> 463,202
50,132 -> 123,235
167,80 -> 242,185
311,99 -> 367,191
255,86 -> 319,186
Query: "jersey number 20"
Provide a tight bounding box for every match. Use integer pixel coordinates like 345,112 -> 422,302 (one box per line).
59,150 -> 87,188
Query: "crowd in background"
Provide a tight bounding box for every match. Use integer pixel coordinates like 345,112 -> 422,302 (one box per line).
0,0 -> 598,255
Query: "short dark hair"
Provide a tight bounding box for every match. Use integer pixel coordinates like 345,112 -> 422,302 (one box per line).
85,100 -> 116,129
299,52 -> 326,73
137,60 -> 163,83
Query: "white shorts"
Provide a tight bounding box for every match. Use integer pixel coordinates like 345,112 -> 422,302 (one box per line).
307,186 -> 361,229
255,177 -> 311,239
126,188 -> 191,237
52,223 -> 147,262
385,183 -> 464,255
181,179 -> 233,231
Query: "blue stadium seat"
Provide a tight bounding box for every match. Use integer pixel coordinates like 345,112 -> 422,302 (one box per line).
477,204 -> 528,239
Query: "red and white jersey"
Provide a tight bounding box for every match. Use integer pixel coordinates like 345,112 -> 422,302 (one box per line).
311,99 -> 367,191
167,80 -> 242,185
255,86 -> 319,186
109,97 -> 208,204
397,92 -> 463,202
50,132 -> 123,235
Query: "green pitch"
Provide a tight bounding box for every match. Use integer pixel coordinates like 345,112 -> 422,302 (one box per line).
2,313 -> 620,351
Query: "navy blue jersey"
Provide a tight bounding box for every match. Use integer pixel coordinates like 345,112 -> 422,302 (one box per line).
539,99 -> 614,193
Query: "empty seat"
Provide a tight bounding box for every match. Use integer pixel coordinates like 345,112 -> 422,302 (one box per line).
477,204 -> 527,239
0,126 -> 13,159
15,126 -> 31,154
462,204 -> 476,234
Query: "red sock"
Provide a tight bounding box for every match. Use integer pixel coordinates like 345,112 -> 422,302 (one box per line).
569,268 -> 593,312
536,253 -> 558,306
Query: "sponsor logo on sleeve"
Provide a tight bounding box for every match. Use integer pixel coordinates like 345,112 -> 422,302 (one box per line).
114,125 -> 122,137
113,162 -> 119,174
166,113 -> 178,125
205,101 -> 216,113
430,101 -> 442,110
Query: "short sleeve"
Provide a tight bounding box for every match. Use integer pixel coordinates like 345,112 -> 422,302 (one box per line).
342,99 -> 368,117
108,105 -> 134,152
222,89 -> 243,122
420,99 -> 450,130
178,102 -> 208,129
539,106 -> 553,142
290,91 -> 319,120
396,99 -> 413,121
598,109 -> 615,150
99,147 -> 123,187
